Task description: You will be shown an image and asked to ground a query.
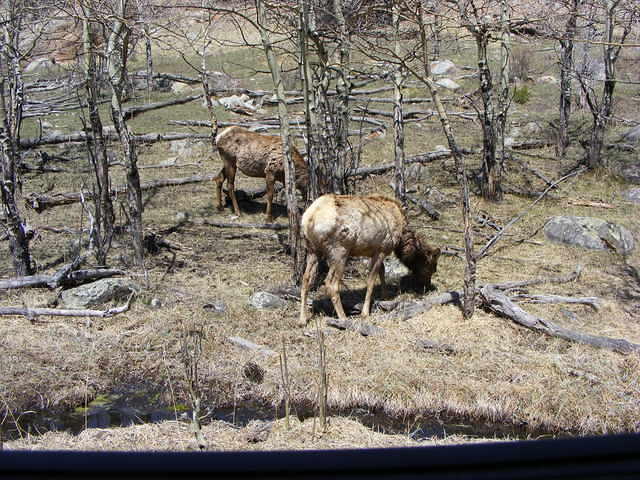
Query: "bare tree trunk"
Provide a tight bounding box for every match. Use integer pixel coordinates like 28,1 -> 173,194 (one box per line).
476,31 -> 502,201
584,0 -> 628,169
333,0 -> 351,194
418,7 -> 475,318
557,0 -> 581,158
392,0 -> 405,205
1,13 -> 33,275
429,1 -> 441,59
82,2 -> 114,265
144,23 -> 153,102
299,0 -> 318,202
198,14 -> 218,153
496,0 -> 510,178
256,0 -> 304,284
107,0 -> 144,266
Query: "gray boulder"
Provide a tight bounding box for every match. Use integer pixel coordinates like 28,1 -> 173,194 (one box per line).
435,78 -> 461,91
544,216 -> 635,255
621,125 -> 640,144
620,164 -> 640,185
248,291 -> 286,310
60,278 -> 140,309
622,188 -> 640,204
430,60 -> 455,75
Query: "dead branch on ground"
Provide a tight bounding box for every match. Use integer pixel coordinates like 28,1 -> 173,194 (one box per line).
0,294 -> 134,320
511,294 -> 602,310
480,286 -> 639,355
26,174 -> 217,212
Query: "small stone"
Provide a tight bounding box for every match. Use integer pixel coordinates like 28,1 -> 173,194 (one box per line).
435,78 -> 461,91
203,300 -> 226,315
537,75 -> 558,84
150,298 -> 162,309
248,291 -> 287,310
175,211 -> 190,223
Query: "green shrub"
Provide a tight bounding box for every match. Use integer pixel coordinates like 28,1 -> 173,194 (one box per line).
513,85 -> 531,105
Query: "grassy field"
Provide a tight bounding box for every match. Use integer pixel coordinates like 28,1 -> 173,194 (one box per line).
2,12 -> 640,451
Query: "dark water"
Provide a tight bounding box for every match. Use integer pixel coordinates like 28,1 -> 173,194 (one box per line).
1,387 -> 564,443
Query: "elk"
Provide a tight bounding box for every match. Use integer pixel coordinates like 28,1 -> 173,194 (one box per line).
299,194 -> 441,326
214,126 -> 309,222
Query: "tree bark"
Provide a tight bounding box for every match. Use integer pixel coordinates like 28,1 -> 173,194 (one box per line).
392,0 -> 406,205
256,0 -> 304,283
333,0 -> 352,194
0,13 -> 33,275
82,1 -> 115,265
476,31 -> 502,201
106,0 -> 144,266
417,6 -> 476,318
557,0 -> 581,158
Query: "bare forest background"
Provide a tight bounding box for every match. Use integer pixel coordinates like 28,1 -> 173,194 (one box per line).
1,0 -> 640,451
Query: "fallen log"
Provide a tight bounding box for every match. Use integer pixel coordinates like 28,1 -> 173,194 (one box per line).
191,219 -> 288,231
325,317 -> 383,336
0,294 -> 134,320
480,285 -> 640,355
20,129 -> 210,149
26,174 -> 217,212
487,265 -> 582,292
382,291 -> 462,321
123,94 -> 203,121
415,339 -> 457,355
407,194 -> 440,221
0,256 -> 85,290
354,105 -> 477,121
0,263 -> 124,291
511,294 -> 602,311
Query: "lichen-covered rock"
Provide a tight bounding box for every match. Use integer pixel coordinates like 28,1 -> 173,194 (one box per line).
622,188 -> 640,204
248,291 -> 286,310
544,216 -> 635,255
383,257 -> 410,282
60,278 -> 140,309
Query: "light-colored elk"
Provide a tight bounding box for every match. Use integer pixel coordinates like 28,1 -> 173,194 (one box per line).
214,126 -> 309,222
299,194 -> 441,326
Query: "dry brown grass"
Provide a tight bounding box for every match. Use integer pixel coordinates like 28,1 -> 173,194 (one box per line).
1,14 -> 640,451
4,415 -> 502,451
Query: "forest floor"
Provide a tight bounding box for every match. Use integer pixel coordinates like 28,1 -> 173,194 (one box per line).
2,13 -> 640,451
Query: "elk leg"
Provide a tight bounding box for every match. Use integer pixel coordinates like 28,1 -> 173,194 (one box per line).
298,251 -> 319,327
363,253 -> 384,316
226,163 -> 241,216
265,171 -> 276,222
326,254 -> 348,321
214,167 -> 226,211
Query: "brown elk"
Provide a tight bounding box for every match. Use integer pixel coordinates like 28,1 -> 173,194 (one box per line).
214,126 -> 309,222
299,194 -> 441,326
